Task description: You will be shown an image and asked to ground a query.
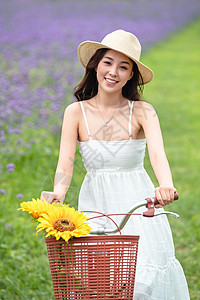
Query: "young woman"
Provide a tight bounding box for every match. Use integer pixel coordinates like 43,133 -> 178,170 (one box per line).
41,30 -> 190,299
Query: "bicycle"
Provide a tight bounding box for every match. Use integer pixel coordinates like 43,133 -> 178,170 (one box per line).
45,193 -> 179,299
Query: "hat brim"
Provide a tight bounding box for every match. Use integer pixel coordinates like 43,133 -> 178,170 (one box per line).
78,41 -> 154,84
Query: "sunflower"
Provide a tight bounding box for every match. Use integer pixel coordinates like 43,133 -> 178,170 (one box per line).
36,206 -> 91,242
18,198 -> 64,219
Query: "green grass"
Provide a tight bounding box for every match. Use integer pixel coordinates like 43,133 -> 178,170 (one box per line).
143,18 -> 200,299
1,18 -> 200,299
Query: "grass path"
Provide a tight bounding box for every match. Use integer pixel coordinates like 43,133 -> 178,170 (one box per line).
1,18 -> 200,299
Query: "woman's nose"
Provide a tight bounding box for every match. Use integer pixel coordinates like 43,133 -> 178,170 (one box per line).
109,65 -> 118,77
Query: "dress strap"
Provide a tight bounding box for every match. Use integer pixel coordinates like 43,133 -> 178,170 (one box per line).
128,100 -> 134,140
79,102 -> 92,140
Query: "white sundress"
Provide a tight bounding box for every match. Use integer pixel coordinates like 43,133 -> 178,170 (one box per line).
78,100 -> 190,299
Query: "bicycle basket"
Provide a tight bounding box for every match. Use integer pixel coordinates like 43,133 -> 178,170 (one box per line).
46,235 -> 139,299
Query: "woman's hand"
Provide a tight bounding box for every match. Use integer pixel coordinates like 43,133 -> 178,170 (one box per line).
154,186 -> 177,208
40,191 -> 65,204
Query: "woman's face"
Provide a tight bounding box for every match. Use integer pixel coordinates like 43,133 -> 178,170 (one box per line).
95,49 -> 133,94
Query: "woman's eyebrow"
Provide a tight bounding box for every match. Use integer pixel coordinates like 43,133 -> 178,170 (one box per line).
104,56 -> 130,65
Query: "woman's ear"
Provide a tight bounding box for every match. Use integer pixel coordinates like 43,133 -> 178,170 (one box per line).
129,71 -> 133,80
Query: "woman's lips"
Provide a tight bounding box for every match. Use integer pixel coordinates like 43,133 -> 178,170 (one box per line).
105,78 -> 119,85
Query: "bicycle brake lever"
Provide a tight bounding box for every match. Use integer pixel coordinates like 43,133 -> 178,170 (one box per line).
143,198 -> 155,217
153,211 -> 179,218
143,197 -> 180,218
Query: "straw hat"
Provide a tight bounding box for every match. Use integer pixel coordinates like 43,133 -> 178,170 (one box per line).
78,29 -> 154,84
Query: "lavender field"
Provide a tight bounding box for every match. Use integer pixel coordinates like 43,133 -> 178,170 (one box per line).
1,0 -> 200,153
1,0 -> 200,299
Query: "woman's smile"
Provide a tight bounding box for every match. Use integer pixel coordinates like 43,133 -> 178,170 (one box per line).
104,77 -> 119,85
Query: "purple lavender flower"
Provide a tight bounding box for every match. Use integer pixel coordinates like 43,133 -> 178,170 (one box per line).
16,193 -> 24,199
17,138 -> 22,144
6,163 -> 16,172
0,136 -> 6,142
8,128 -> 22,135
0,189 -> 6,195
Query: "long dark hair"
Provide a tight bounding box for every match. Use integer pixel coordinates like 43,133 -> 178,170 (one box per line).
74,48 -> 144,101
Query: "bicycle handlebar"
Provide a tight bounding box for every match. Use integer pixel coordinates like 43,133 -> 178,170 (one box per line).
153,191 -> 179,206
88,192 -> 179,235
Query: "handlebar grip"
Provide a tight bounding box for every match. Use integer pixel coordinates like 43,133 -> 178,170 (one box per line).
154,191 -> 179,206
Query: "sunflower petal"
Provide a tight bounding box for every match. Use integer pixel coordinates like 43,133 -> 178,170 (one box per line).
19,200 -> 91,242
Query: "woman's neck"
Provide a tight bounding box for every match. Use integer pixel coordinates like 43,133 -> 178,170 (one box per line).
95,90 -> 123,108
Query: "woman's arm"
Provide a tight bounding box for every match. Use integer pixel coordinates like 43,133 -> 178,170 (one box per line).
41,102 -> 79,203
136,101 -> 176,207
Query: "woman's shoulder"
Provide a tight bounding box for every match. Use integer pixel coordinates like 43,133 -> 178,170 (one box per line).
64,99 -> 94,112
133,101 -> 158,126
62,102 -> 83,126
134,100 -> 156,116
133,100 -> 154,109
64,101 -> 82,115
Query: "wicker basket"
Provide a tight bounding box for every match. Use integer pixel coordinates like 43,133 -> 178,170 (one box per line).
46,235 -> 139,299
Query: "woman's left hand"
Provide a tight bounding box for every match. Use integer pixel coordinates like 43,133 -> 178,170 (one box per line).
154,186 -> 177,208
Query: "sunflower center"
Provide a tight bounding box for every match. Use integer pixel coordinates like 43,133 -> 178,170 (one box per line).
53,218 -> 76,232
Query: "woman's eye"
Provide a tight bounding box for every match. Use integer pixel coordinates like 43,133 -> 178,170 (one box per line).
120,66 -> 128,70
104,61 -> 111,65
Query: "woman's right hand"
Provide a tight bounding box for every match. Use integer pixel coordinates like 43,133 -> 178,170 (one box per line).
40,191 -> 65,204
